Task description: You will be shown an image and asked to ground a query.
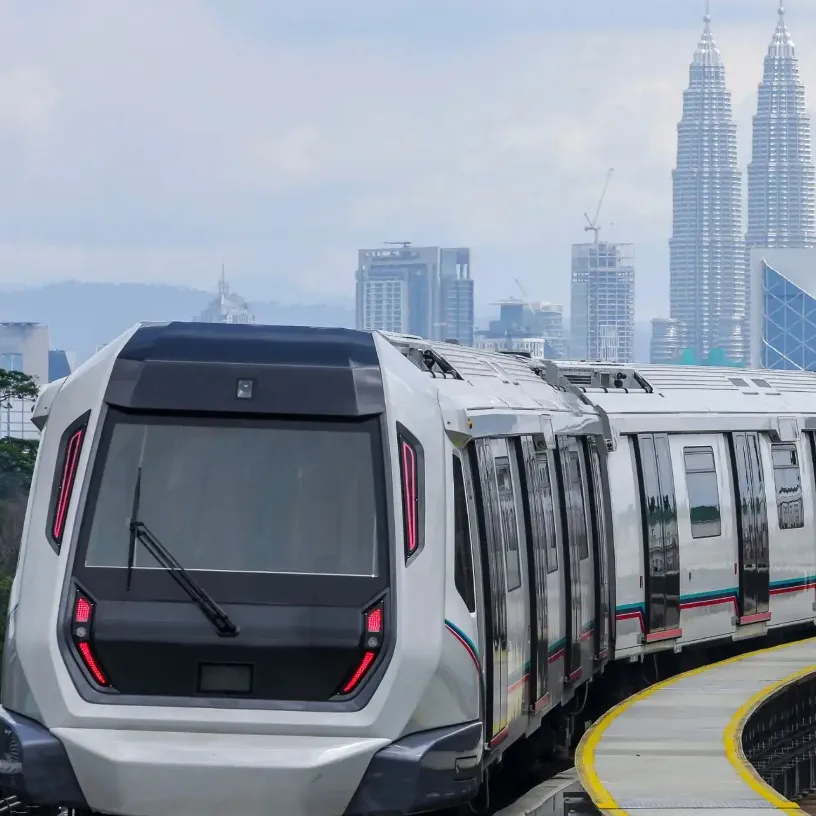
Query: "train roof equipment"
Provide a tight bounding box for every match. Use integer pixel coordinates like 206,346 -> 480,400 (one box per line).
536,360 -> 816,447
379,333 -> 609,444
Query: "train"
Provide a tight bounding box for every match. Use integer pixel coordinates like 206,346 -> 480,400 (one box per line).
2,322 -> 816,816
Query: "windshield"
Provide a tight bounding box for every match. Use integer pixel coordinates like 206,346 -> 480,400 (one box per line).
84,413 -> 381,577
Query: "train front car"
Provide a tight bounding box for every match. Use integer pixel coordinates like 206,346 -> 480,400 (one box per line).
0,323 -> 478,816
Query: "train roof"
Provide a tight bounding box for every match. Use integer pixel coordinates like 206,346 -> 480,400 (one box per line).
379,333 -> 593,417
543,360 -> 816,417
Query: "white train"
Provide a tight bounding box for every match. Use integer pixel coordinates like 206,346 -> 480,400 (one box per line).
1,324 -> 815,816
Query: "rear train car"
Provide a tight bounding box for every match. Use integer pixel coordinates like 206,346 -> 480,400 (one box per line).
548,361 -> 816,664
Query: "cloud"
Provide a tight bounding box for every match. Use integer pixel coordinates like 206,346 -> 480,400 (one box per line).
0,0 -> 813,322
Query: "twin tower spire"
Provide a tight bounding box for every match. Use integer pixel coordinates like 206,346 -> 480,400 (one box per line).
668,2 -> 814,366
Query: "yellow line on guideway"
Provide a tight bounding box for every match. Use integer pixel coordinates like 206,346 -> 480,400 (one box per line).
723,662 -> 816,812
575,636 -> 816,815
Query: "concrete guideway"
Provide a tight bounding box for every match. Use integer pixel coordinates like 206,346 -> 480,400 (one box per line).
575,637 -> 816,815
494,768 -> 598,816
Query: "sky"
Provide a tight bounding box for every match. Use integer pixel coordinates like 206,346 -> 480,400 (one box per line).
1,0 -> 816,320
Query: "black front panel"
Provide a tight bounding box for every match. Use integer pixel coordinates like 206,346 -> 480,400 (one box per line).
66,324 -> 392,703
106,323 -> 385,417
87,598 -> 369,700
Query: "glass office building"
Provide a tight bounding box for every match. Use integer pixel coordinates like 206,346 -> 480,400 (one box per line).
760,259 -> 816,370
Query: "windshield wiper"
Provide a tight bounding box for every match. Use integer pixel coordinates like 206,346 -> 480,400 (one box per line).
126,468 -> 239,638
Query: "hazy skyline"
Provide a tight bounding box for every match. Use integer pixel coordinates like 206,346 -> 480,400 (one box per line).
1,1 -> 816,319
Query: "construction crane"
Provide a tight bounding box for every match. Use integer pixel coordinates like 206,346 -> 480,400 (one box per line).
584,168 -> 614,243
514,278 -> 539,319
499,277 -> 540,351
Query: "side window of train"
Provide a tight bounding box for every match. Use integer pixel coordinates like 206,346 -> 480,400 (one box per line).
536,454 -> 559,572
494,451 -> 522,591
568,450 -> 590,560
771,443 -> 804,530
452,454 -> 476,613
683,446 -> 722,539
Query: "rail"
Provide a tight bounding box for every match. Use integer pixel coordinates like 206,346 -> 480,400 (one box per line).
742,663 -> 816,804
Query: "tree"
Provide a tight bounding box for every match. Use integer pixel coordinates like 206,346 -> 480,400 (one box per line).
0,370 -> 38,405
0,438 -> 38,499
0,370 -> 40,573
0,369 -> 39,662
0,369 -> 40,501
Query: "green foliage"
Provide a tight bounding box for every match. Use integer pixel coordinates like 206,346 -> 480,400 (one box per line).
0,368 -> 41,666
0,438 -> 39,499
0,370 -> 38,404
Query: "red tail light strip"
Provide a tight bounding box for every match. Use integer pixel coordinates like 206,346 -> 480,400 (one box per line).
338,601 -> 385,695
72,592 -> 110,688
52,428 -> 85,542
400,438 -> 418,558
341,651 -> 376,694
76,642 -> 108,687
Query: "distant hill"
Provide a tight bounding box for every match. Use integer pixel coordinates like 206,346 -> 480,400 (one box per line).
1,282 -> 655,367
0,282 -> 355,362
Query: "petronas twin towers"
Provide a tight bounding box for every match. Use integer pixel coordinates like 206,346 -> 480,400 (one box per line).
669,4 -> 815,365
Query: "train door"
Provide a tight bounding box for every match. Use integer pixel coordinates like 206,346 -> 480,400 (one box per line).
730,432 -> 770,620
541,451 -> 565,699
749,435 -> 770,615
636,433 -> 680,637
585,437 -> 611,661
471,437 -> 529,748
556,436 -> 585,683
518,436 -> 550,713
471,439 -> 508,748
493,439 -> 529,738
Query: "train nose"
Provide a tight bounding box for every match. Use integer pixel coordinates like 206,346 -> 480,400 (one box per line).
54,727 -> 389,816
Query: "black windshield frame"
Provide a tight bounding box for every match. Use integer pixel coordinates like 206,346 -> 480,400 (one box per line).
72,408 -> 391,607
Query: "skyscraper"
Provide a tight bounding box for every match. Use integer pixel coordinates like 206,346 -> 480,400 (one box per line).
570,241 -> 635,363
746,5 -> 816,368
747,4 -> 815,252
355,244 -> 474,343
669,10 -> 745,365
438,248 -> 475,345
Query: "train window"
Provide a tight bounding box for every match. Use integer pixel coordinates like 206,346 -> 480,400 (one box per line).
771,443 -> 804,530
683,446 -> 721,539
536,454 -> 559,573
568,451 -> 590,560
452,455 -> 476,613
495,456 -> 522,591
